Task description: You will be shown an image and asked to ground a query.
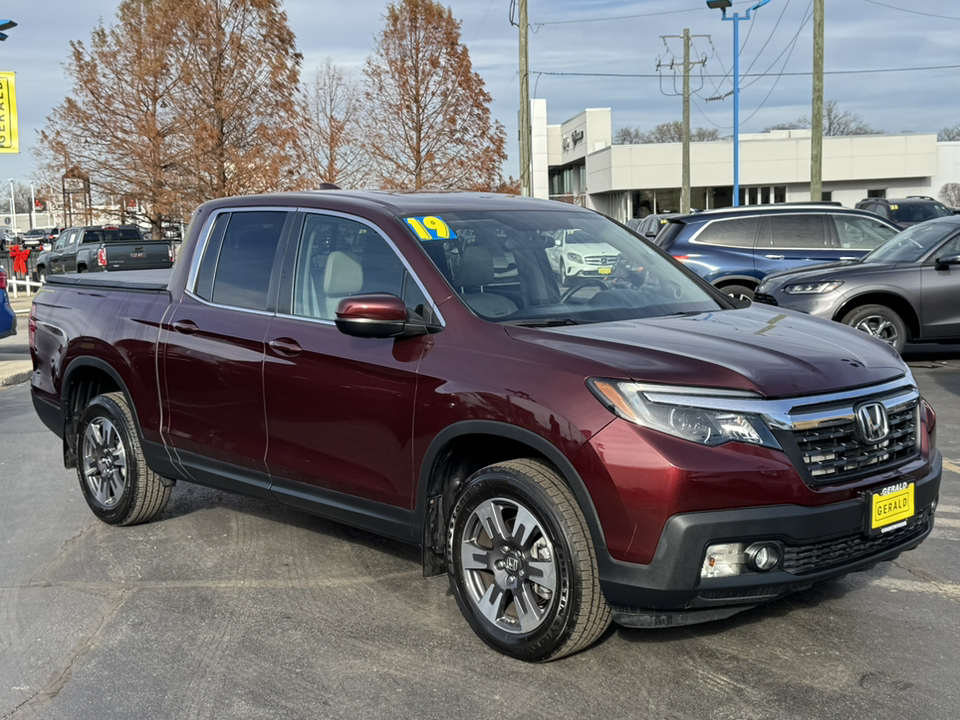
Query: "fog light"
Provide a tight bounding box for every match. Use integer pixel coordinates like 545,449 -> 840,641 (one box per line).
745,542 -> 781,572
700,543 -> 745,578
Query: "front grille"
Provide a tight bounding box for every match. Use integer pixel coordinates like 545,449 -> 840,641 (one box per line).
792,403 -> 918,484
782,510 -> 929,575
584,255 -> 619,266
753,292 -> 778,306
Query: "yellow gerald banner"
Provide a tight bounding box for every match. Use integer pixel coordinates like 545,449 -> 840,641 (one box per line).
0,72 -> 18,153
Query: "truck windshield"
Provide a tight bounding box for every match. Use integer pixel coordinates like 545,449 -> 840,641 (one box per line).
407,209 -> 722,325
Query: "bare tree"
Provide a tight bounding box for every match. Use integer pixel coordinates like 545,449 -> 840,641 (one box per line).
614,121 -> 720,144
767,100 -> 880,136
34,0 -> 187,236
175,0 -> 306,202
301,59 -> 371,189
939,183 -> 960,207
939,123 -> 960,142
363,0 -> 507,190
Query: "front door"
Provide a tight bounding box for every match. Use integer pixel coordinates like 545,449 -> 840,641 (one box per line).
263,212 -> 433,512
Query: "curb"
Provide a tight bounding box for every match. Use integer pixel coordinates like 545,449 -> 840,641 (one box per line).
0,362 -> 32,387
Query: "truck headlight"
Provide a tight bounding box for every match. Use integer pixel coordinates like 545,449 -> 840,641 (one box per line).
588,380 -> 780,449
783,281 -> 843,295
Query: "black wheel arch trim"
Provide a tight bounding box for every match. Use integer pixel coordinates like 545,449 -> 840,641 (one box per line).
414,419 -> 609,565
59,356 -> 181,478
712,275 -> 759,288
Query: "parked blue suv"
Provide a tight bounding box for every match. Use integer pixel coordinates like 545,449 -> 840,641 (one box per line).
655,204 -> 901,300
1,265 -> 16,339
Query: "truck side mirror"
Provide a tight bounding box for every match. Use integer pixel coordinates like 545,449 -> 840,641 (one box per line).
335,293 -> 440,339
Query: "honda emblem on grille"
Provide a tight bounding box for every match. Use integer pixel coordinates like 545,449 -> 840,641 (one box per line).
856,402 -> 889,444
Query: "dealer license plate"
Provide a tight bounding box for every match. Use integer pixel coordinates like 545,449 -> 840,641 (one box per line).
598,267 -> 612,275
866,482 -> 914,535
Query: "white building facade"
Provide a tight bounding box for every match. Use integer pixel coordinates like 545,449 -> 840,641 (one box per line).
531,100 -> 957,222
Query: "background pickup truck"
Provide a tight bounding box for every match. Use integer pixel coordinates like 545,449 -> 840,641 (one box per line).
34,224 -> 174,281
29,191 -> 941,662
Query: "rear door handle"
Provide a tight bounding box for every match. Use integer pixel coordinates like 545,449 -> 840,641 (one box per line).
839,256 -> 858,261
764,254 -> 785,260
268,338 -> 302,357
171,320 -> 199,335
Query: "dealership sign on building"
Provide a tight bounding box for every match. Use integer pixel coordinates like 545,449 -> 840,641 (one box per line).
0,71 -> 18,153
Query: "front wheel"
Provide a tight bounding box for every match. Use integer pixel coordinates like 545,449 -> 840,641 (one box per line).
842,304 -> 908,353
719,283 -> 755,302
76,392 -> 171,525
446,459 -> 611,661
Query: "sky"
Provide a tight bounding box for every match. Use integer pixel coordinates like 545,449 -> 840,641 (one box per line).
2,0 -> 958,187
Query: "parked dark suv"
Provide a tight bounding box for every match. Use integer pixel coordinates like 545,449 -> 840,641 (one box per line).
854,196 -> 953,228
656,204 -> 900,299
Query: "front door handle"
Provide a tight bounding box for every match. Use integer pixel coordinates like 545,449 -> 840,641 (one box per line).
764,254 -> 785,260
172,320 -> 199,335
268,338 -> 302,357
839,256 -> 858,261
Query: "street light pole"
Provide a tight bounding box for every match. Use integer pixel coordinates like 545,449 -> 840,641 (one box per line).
30,181 -> 36,230
707,0 -> 772,207
7,178 -> 14,235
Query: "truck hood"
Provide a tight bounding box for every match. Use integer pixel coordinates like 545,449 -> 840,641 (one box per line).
506,305 -> 906,398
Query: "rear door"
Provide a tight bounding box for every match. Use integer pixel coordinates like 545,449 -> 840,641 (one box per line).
159,209 -> 293,497
756,214 -> 837,277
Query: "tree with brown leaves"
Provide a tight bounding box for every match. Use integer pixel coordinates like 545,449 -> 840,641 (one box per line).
35,0 -> 305,236
175,0 -> 305,201
301,59 -> 371,189
35,0 -> 187,236
363,0 -> 507,191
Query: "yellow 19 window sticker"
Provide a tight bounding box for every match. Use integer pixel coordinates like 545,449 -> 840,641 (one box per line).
406,215 -> 457,241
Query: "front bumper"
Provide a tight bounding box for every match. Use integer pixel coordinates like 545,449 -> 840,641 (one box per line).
598,451 -> 941,627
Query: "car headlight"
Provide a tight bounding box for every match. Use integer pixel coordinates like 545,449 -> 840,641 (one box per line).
588,380 -> 780,449
566,252 -> 584,264
783,281 -> 843,295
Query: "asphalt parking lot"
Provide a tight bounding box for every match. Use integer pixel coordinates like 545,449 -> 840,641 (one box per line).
1,327 -> 958,720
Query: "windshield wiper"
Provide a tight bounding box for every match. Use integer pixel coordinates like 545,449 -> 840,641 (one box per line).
505,318 -> 581,328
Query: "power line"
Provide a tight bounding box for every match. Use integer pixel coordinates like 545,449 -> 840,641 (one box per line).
531,63 -> 960,79
861,0 -> 960,20
530,3 -> 726,28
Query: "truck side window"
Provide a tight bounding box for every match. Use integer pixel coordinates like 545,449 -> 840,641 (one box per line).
205,211 -> 287,311
292,213 -> 413,321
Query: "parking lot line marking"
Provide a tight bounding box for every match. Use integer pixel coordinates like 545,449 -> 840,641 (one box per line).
934,517 -> 960,528
872,577 -> 960,601
932,527 -> 960,542
941,458 -> 960,475
936,504 -> 960,514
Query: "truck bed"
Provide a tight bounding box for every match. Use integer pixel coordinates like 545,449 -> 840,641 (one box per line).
44,268 -> 173,292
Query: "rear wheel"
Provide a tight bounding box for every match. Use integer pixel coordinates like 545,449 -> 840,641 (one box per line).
76,392 -> 171,525
841,304 -> 907,353
446,459 -> 611,661
37,267 -> 47,284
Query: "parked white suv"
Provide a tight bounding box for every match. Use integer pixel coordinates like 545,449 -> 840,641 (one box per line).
546,229 -> 622,283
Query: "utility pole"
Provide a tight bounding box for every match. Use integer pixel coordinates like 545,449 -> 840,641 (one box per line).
518,0 -> 532,197
810,0 -> 824,201
659,30 -> 708,214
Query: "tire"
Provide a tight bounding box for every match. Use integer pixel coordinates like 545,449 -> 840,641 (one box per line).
37,267 -> 47,284
719,283 -> 755,302
77,265 -> 86,273
841,304 -> 908,354
76,392 -> 171,526
446,459 -> 611,661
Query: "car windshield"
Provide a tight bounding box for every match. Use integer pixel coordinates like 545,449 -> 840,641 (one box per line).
890,202 -> 952,224
408,208 -> 723,325
862,221 -> 956,263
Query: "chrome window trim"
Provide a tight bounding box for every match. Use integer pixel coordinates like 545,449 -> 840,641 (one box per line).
634,376 -> 918,432
184,205 -> 288,304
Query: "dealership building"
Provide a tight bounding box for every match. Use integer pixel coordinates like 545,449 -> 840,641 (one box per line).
530,100 -> 960,221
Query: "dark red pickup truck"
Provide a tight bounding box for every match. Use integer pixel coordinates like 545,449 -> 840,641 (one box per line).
29,191 -> 941,661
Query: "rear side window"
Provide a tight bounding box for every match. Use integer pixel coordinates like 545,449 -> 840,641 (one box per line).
833,215 -> 898,250
694,217 -> 759,248
195,211 -> 288,311
768,215 -> 826,249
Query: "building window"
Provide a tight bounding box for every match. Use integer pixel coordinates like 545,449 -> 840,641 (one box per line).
822,191 -> 833,202
774,186 -> 786,203
867,188 -> 886,198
